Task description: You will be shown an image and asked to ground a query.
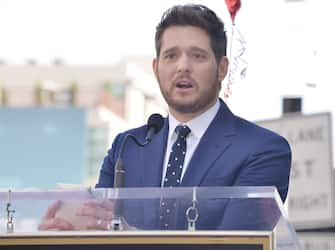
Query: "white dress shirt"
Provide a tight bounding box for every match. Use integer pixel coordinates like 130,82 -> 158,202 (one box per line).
161,99 -> 220,186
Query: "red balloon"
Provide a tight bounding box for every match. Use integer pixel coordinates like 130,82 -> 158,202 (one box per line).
225,0 -> 241,23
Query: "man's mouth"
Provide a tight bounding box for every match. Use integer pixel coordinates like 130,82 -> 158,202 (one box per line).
176,81 -> 193,89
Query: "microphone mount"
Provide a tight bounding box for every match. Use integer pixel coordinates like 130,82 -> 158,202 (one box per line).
111,114 -> 164,230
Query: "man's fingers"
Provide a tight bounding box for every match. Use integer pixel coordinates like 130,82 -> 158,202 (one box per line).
43,200 -> 63,219
99,200 -> 114,210
86,218 -> 110,230
38,218 -> 74,231
77,204 -> 113,220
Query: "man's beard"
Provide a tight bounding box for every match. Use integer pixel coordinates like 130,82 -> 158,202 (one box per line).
158,73 -> 221,115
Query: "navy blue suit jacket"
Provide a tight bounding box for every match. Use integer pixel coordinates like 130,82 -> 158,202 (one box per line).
96,99 -> 291,230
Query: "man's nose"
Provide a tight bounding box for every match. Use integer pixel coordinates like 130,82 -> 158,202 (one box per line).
177,54 -> 191,73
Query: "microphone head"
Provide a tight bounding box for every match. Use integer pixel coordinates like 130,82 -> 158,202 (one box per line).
147,113 -> 164,134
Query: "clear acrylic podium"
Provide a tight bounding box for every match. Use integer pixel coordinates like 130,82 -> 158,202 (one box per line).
0,186 -> 302,250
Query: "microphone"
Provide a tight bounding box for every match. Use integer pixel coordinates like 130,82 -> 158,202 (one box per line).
111,113 -> 164,230
145,113 -> 165,143
113,113 -> 164,189
114,113 -> 164,187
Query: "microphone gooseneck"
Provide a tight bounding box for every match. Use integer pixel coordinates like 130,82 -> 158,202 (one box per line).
114,113 -> 164,188
111,113 -> 164,230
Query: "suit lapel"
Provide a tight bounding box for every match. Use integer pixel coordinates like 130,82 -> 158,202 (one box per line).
142,118 -> 169,187
181,100 -> 236,186
142,119 -> 168,228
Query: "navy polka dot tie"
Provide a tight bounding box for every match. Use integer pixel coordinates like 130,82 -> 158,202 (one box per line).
160,125 -> 191,229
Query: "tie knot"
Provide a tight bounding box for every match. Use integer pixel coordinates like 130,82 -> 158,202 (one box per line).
175,125 -> 191,138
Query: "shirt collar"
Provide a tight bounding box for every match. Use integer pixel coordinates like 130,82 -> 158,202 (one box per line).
168,99 -> 220,140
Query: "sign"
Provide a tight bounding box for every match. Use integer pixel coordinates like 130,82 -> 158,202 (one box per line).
298,232 -> 335,250
257,113 -> 335,229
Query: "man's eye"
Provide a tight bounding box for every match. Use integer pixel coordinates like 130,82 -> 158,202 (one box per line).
193,53 -> 205,59
164,53 -> 176,59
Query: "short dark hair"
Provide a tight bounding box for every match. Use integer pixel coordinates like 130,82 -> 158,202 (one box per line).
155,4 -> 227,62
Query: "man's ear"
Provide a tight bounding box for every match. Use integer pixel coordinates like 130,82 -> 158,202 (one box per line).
218,56 -> 229,82
152,58 -> 158,79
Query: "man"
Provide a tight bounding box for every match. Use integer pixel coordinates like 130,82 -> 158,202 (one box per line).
39,4 -> 291,231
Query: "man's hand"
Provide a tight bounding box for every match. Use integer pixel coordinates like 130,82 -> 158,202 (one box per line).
38,200 -> 74,230
38,199 -> 116,231
38,199 -> 134,231
76,200 -> 114,230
